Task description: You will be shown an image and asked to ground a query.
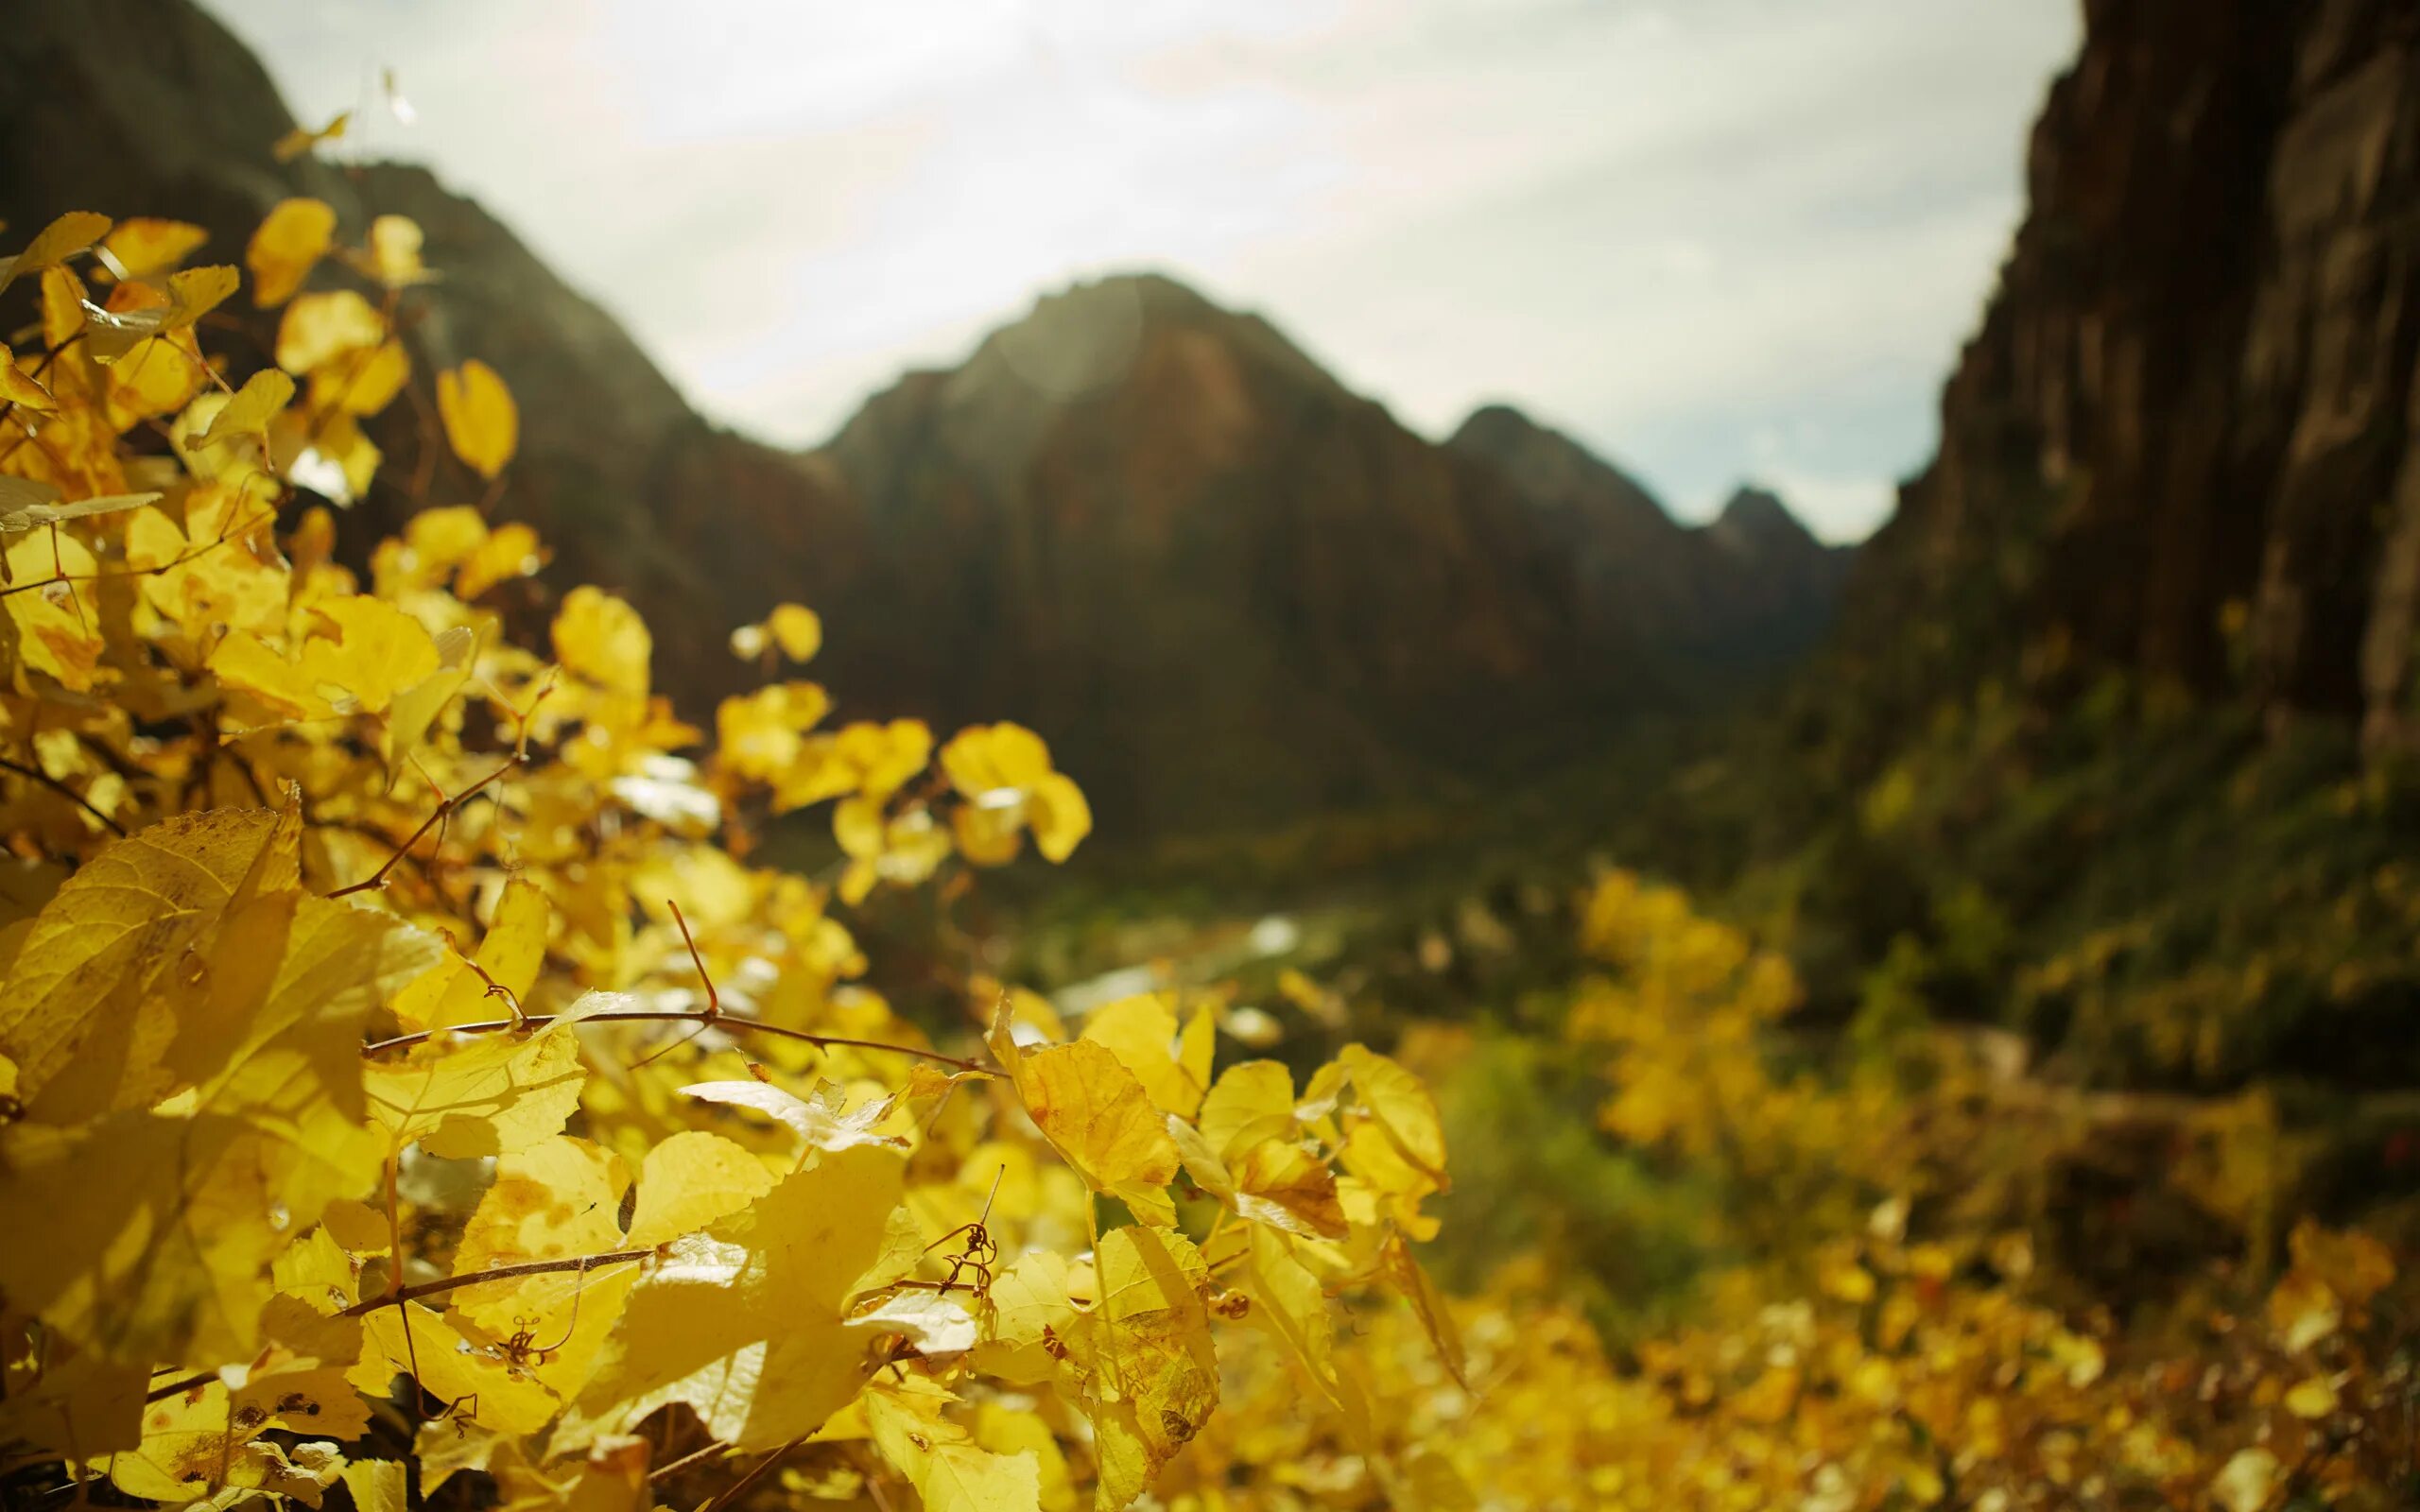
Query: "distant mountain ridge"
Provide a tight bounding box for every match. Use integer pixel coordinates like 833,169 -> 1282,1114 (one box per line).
0,0 -> 1852,842
1446,406 -> 1852,679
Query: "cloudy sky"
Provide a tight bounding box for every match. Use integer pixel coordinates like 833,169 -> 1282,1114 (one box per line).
199,0 -> 2077,541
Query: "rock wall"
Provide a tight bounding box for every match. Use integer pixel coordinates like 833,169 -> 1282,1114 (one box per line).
1848,0 -> 2420,750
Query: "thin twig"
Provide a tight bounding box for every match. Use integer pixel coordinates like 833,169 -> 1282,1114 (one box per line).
0,756 -> 126,835
359,1007 -> 996,1076
334,1247 -> 657,1319
0,506 -> 278,601
648,1438 -> 734,1485
326,753 -> 521,899
700,1431 -> 809,1512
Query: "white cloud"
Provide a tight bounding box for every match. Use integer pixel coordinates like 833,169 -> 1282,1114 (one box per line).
199,0 -> 2078,541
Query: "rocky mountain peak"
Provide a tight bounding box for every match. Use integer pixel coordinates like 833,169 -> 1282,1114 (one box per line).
1709,485 -> 1821,555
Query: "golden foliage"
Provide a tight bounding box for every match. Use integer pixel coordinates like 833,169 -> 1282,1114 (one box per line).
0,199 -> 1464,1512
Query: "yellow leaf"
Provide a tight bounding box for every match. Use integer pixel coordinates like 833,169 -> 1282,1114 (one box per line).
554,585 -> 651,696
310,338 -> 411,416
2211,1448 -> 2279,1512
164,265 -> 240,331
272,110 -> 351,163
39,264 -> 86,347
0,341 -> 58,410
683,1077 -> 907,1154
381,624 -> 478,775
211,593 -> 441,725
362,990 -> 620,1160
1030,771 -> 1092,863
347,1300 -> 564,1435
944,723 -> 1054,799
717,681 -> 833,782
1382,1234 -> 1467,1386
340,1459 -> 408,1512
1228,1138 -> 1347,1242
0,1348 -> 145,1461
456,521 -> 545,599
103,334 -> 204,420
870,1389 -> 1042,1512
625,1129 -> 776,1247
972,1250 -> 1079,1386
991,1005 -> 1178,1221
0,889 -> 437,1365
1080,995 -> 1211,1120
366,214 -> 429,287
769,601 -> 822,662
275,288 -> 385,374
439,358 -> 519,479
0,808 -> 282,1105
1081,1226 -> 1218,1512
109,1363 -> 354,1505
448,1135 -> 636,1397
3,527 -> 104,689
98,218 -> 209,283
1337,1044 -> 1449,1188
564,1144 -> 908,1452
2285,1375 -> 2338,1419
1198,1061 -> 1295,1160
247,198 -> 337,308
0,210 -> 111,297
199,368 -> 295,447
389,874 -> 548,1030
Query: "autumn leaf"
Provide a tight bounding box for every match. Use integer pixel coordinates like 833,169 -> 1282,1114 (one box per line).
1076,1226 -> 1219,1512
871,1388 -> 1042,1512
0,210 -> 111,297
439,358 -> 518,479
990,1000 -> 1178,1224
562,1144 -> 908,1452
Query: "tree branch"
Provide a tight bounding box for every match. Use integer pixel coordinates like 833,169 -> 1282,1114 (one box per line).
360,1007 -> 996,1076
336,1247 -> 657,1318
326,752 -> 521,899
0,755 -> 126,836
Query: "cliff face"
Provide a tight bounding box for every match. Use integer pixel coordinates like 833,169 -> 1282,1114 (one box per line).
1,0 -> 1850,842
1447,409 -> 1853,679
814,277 -> 1649,833
1847,0 -> 2420,748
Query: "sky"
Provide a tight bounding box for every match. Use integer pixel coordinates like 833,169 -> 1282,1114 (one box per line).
199,0 -> 2078,543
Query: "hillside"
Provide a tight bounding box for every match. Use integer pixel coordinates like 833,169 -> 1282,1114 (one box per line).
1839,0 -> 2420,744
0,0 -> 1850,844
1594,0 -> 2420,1102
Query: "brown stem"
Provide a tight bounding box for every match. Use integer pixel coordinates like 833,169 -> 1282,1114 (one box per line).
648,1438 -> 733,1484
0,755 -> 127,835
326,753 -> 521,899
142,1249 -> 659,1408
0,504 -> 278,601
360,1007 -> 996,1076
700,1432 -> 809,1512
335,1247 -> 656,1318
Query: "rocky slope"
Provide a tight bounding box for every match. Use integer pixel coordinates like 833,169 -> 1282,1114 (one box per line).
810,277 -> 1856,833
1841,0 -> 2420,751
0,0 -> 1847,842
1447,407 -> 1851,679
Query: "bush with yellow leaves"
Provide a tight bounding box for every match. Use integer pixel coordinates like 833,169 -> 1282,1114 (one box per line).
0,204 -> 1466,1510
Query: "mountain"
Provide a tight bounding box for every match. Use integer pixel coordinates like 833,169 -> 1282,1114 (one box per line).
1447,406 -> 1851,678
807,276 -> 1850,833
1597,0 -> 2420,1098
0,0 -> 1848,843
1840,0 -> 2420,749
